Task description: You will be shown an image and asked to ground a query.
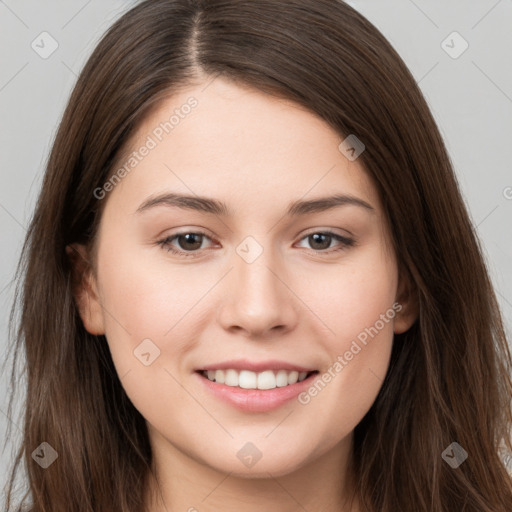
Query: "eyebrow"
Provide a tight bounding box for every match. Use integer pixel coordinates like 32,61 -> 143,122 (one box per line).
135,192 -> 375,216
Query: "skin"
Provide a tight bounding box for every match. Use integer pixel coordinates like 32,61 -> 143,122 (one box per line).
69,76 -> 417,512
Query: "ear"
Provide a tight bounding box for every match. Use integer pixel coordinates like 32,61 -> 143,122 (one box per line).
393,266 -> 418,334
66,243 -> 105,335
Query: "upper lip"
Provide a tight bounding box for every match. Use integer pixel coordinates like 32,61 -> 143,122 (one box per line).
196,359 -> 317,373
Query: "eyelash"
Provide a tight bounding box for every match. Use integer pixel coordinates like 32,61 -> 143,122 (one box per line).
156,230 -> 355,259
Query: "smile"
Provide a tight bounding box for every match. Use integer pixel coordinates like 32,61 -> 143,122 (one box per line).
199,369 -> 317,390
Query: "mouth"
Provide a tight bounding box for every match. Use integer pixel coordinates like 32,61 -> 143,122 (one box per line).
195,367 -> 320,412
195,368 -> 320,390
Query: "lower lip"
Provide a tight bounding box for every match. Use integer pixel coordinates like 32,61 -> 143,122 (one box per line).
195,371 -> 318,412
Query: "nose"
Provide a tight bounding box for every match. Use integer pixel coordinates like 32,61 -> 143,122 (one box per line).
217,245 -> 300,339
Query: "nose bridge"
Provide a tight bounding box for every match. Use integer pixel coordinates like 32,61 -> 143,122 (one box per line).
234,235 -> 285,312
217,235 -> 298,336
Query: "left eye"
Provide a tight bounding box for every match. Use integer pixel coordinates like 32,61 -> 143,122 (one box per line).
296,232 -> 355,252
157,230 -> 355,258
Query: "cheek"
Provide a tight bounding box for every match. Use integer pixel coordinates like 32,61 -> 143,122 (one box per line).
95,243 -> 219,385
307,247 -> 398,345
295,248 -> 398,434
94,248 -> 207,425
97,239 -> 213,335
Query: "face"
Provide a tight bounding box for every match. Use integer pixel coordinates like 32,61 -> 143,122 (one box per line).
71,77 -> 415,479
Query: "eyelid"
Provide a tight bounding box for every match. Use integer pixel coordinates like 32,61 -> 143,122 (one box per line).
300,226 -> 355,239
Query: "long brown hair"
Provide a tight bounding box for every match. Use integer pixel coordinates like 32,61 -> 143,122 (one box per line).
4,0 -> 512,510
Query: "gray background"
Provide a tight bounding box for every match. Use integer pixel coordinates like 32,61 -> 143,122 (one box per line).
1,0 -> 511,496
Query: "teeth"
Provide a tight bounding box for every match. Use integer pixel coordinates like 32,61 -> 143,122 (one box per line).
202,369 -> 310,389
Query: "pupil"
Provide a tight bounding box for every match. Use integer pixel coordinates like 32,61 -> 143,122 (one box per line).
180,233 -> 202,250
310,233 -> 330,250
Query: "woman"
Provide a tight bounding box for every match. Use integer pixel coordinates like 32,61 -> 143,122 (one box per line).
5,0 -> 512,510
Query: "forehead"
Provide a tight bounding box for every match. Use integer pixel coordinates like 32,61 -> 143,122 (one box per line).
103,78 -> 381,218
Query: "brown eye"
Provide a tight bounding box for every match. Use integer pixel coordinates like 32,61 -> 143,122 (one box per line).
158,231 -> 214,258
175,233 -> 204,251
308,233 -> 333,250
296,231 -> 355,254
